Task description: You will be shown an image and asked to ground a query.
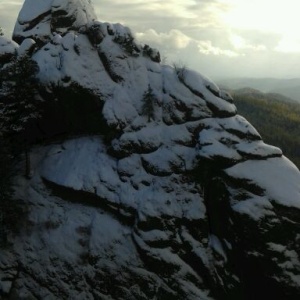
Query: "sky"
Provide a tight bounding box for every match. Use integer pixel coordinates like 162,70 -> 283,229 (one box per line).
1,0 -> 300,80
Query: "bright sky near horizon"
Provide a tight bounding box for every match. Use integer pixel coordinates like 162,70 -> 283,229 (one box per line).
1,0 -> 300,79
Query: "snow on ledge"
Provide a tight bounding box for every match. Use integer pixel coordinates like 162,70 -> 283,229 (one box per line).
225,156 -> 300,209
0,36 -> 19,55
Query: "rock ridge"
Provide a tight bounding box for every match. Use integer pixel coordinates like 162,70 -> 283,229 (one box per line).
0,0 -> 299,299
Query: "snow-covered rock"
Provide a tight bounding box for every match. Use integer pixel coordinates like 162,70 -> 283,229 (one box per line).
1,0 -> 300,299
0,36 -> 18,63
17,38 -> 36,56
13,0 -> 97,44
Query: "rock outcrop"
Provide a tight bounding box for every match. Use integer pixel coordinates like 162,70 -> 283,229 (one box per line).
1,0 -> 300,299
13,0 -> 96,45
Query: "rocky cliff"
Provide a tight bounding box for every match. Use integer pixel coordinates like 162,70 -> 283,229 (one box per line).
0,0 -> 300,299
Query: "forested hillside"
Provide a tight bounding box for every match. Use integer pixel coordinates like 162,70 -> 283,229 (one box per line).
232,88 -> 300,168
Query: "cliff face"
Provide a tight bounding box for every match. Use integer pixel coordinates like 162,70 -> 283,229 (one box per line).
0,1 -> 300,299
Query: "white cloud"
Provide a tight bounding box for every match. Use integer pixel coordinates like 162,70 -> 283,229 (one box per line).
230,34 -> 266,51
197,40 -> 239,57
136,29 -> 191,49
2,0 -> 300,78
222,0 -> 300,36
275,36 -> 300,53
0,0 -> 23,35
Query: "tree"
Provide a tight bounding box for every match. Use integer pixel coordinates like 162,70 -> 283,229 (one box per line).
0,54 -> 40,177
141,85 -> 155,122
0,54 -> 39,245
0,27 -> 3,36
0,55 -> 40,132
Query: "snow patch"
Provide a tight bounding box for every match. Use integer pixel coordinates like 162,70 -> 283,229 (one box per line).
0,36 -> 19,56
209,234 -> 227,262
232,196 -> 275,220
226,157 -> 300,209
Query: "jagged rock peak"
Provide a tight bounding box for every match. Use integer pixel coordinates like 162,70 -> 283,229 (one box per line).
13,0 -> 97,44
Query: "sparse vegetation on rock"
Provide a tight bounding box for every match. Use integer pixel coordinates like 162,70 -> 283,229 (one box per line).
173,62 -> 187,82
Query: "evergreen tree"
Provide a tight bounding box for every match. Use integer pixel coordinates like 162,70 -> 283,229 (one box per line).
0,27 -> 3,36
141,85 -> 155,122
0,54 -> 40,133
0,54 -> 40,177
0,54 -> 39,245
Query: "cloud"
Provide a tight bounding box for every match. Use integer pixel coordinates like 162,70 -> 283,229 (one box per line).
2,0 -> 300,79
230,34 -> 266,51
0,1 -> 23,36
97,0 -> 212,20
275,36 -> 300,53
197,40 -> 239,57
136,29 -> 191,50
232,29 -> 281,50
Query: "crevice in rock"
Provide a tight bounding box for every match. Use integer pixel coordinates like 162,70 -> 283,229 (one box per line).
201,169 -> 300,300
1,263 -> 21,299
206,85 -> 220,97
206,102 -> 236,118
236,150 -> 282,160
226,128 -> 261,141
22,10 -> 51,33
131,233 -> 181,299
97,51 -> 124,83
181,81 -> 205,100
42,177 -> 135,227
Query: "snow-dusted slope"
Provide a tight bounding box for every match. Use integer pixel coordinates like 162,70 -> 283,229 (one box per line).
1,0 -> 300,299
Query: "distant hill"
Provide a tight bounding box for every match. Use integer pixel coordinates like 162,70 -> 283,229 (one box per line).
231,88 -> 300,168
218,78 -> 300,102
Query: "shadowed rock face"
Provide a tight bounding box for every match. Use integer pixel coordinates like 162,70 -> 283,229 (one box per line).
1,1 -> 300,299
